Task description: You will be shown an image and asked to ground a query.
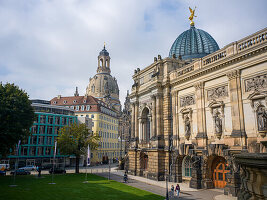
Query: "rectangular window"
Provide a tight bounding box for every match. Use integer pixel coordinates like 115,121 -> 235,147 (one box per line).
31,136 -> 37,144
86,105 -> 90,111
30,147 -> 36,156
81,105 -> 85,111
48,116 -> 53,124
55,117 -> 60,125
76,106 -> 79,111
54,127 -> 60,135
22,147 -> 28,156
31,125 -> 37,134
45,147 -> 51,156
39,125 -> 45,134
39,115 -> 46,124
38,136 -> 44,145
62,117 -> 67,125
47,137 -> 52,145
38,147 -> 43,156
47,126 -> 53,134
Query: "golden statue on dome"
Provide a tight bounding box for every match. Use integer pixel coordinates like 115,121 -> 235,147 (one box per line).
189,7 -> 197,26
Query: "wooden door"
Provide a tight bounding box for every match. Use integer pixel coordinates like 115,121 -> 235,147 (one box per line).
213,162 -> 229,188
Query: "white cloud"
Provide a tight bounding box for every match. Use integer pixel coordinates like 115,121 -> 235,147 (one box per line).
0,0 -> 266,106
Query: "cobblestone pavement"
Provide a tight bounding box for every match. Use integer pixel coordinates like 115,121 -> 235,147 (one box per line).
95,172 -> 224,200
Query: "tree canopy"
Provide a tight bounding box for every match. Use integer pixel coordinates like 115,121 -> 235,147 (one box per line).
0,83 -> 34,157
57,122 -> 99,173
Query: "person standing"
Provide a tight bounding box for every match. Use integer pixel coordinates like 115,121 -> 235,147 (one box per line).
170,185 -> 174,198
175,183 -> 180,197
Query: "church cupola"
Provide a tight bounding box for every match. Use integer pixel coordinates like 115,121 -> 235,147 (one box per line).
97,43 -> 111,74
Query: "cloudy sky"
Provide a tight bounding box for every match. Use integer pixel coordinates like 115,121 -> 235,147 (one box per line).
0,0 -> 266,106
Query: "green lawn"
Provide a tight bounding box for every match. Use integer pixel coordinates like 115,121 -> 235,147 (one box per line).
0,173 -> 164,200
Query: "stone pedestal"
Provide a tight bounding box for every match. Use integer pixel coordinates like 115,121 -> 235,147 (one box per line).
235,153 -> 267,200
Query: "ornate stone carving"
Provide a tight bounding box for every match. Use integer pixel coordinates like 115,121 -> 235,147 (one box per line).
227,69 -> 240,80
180,95 -> 195,107
207,85 -> 228,100
245,74 -> 267,92
194,82 -> 204,90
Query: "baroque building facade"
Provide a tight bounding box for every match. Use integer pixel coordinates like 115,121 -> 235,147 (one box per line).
128,23 -> 267,197
86,45 -> 121,112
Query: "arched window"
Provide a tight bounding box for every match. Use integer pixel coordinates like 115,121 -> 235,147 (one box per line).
182,156 -> 192,177
91,85 -> 95,93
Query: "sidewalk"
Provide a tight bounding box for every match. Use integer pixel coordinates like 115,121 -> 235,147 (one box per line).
111,168 -> 197,192
108,167 -> 237,200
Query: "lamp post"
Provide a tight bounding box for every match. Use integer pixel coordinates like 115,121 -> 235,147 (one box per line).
165,169 -> 169,200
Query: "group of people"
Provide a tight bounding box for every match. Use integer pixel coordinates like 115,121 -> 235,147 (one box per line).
170,184 -> 180,198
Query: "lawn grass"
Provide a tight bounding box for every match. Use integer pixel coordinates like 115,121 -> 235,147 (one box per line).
0,173 -> 164,200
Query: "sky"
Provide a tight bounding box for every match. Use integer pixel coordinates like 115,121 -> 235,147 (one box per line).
0,0 -> 266,107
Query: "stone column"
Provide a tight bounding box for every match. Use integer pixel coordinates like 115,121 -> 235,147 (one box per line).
131,103 -> 135,138
151,95 -> 157,137
227,69 -> 247,148
171,91 -> 179,148
194,82 -> 207,147
156,94 -> 162,136
135,102 -> 139,141
189,155 -> 202,189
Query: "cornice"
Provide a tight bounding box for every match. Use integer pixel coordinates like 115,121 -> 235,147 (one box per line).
170,44 -> 267,87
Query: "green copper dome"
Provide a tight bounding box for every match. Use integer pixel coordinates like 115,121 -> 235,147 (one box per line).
169,25 -> 219,60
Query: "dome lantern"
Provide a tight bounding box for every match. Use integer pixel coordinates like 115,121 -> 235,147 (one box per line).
97,43 -> 111,74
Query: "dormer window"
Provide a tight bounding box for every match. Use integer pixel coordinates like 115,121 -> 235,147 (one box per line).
63,100 -> 67,104
53,101 -> 57,104
73,100 -> 77,103
83,99 -> 86,103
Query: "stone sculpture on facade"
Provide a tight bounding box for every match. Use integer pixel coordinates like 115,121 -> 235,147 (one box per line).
214,109 -> 223,139
185,116 -> 191,140
257,106 -> 267,137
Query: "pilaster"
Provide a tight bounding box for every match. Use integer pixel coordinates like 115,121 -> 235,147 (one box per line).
227,69 -> 247,148
194,81 -> 207,147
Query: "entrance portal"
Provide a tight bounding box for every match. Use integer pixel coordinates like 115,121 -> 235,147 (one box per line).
213,161 -> 229,188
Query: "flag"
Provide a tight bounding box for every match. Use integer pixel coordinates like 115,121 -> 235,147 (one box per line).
87,144 -> 90,166
53,141 -> 57,160
16,140 -> 21,155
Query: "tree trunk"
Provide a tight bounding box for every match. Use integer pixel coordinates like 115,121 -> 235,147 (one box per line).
75,154 -> 80,173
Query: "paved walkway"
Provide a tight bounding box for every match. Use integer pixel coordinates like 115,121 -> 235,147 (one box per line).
94,167 -> 237,200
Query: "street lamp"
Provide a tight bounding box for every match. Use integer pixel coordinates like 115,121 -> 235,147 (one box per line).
165,169 -> 169,200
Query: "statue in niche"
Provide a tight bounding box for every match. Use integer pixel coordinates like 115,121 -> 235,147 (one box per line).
184,116 -> 191,140
257,107 -> 267,132
213,109 -> 222,139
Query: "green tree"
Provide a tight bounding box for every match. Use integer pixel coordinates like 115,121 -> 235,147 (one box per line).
0,83 -> 34,157
57,123 -> 99,173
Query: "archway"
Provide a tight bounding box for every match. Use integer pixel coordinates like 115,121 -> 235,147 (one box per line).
140,107 -> 150,143
209,156 -> 229,188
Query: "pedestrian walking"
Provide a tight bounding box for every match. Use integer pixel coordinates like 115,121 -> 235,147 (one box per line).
170,185 -> 174,198
175,183 -> 180,197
